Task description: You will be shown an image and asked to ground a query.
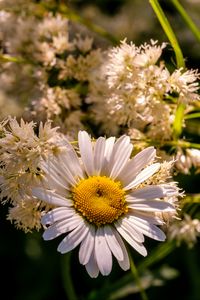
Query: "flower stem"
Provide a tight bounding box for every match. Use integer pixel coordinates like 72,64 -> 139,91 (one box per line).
0,54 -> 26,64
166,140 -> 200,149
149,0 -> 187,138
172,103 -> 186,139
60,252 -> 78,300
181,194 -> 200,206
145,138 -> 200,150
171,0 -> 200,43
149,0 -> 185,69
128,250 -> 148,300
184,112 -> 200,120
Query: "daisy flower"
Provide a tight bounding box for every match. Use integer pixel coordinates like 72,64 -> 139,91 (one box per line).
32,131 -> 178,278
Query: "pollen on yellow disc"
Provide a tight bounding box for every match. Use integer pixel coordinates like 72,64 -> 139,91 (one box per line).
72,176 -> 128,226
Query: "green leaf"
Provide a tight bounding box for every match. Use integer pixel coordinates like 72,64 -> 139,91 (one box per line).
171,0 -> 200,43
149,0 -> 185,69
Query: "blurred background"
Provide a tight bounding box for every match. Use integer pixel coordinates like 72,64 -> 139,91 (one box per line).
0,0 -> 200,299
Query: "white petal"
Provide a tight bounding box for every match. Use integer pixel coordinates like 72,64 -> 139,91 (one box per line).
43,214 -> 83,240
41,160 -> 70,190
101,137 -> 115,174
42,172 -> 69,197
40,157 -> 70,195
115,221 -> 147,256
124,163 -> 160,190
129,200 -> 174,212
46,157 -> 77,186
107,136 -> 132,178
104,137 -> 116,162
127,216 -> 166,241
113,230 -> 130,271
113,135 -> 131,155
78,131 -> 94,176
32,188 -> 72,207
129,211 -> 164,225
119,218 -> 145,243
95,227 -> 113,276
42,159 -> 70,185
57,222 -> 89,254
45,133 -> 82,182
117,147 -> 156,186
127,185 -> 178,202
109,142 -> 133,179
41,207 -> 74,226
104,226 -> 124,261
93,137 -> 106,175
59,146 -> 85,180
85,248 -> 99,278
79,225 -> 95,265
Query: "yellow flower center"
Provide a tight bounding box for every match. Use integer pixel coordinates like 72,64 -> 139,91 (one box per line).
72,176 -> 128,226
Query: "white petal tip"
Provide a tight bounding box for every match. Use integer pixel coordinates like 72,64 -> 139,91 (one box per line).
42,232 -> 51,241
121,265 -> 130,271
57,246 -> 66,254
158,234 -> 166,242
139,247 -> 148,257
41,219 -> 46,226
88,273 -> 99,279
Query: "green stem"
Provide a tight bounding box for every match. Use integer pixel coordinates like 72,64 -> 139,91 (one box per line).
60,252 -> 78,300
184,112 -> 200,120
165,140 -> 200,149
0,54 -> 26,64
186,204 -> 199,217
128,250 -> 148,300
149,1 -> 187,138
149,0 -> 185,69
171,0 -> 200,43
146,138 -> 200,150
172,103 -> 186,139
181,194 -> 200,206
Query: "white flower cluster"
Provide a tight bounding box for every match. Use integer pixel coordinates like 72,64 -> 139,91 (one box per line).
0,7 -> 104,136
90,40 -> 199,140
0,118 -> 67,231
1,3 -> 199,142
168,214 -> 200,248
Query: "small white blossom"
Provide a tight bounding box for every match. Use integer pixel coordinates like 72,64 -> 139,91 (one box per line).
168,214 -> 200,248
175,148 -> 200,174
169,68 -> 200,103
